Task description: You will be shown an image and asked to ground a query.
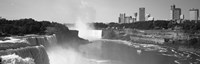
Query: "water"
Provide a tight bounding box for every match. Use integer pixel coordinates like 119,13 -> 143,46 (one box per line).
78,30 -> 102,40
46,30 -> 200,64
79,39 -> 200,64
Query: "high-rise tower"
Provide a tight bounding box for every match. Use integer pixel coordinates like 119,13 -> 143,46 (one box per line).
119,13 -> 126,23
170,5 -> 181,20
189,8 -> 199,21
139,7 -> 145,21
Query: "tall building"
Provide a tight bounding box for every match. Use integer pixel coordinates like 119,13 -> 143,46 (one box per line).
180,14 -> 185,20
199,17 -> 200,20
170,5 -> 181,20
145,14 -> 150,21
132,18 -> 136,23
148,17 -> 154,21
139,7 -> 145,21
134,12 -> 138,21
119,13 -> 125,23
124,16 -> 132,23
189,8 -> 199,21
118,13 -> 133,23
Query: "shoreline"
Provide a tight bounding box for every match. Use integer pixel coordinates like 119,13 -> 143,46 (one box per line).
102,29 -> 200,55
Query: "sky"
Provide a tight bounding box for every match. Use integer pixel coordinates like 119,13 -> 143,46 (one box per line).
0,0 -> 200,23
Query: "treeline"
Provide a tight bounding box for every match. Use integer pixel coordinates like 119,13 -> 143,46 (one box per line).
93,20 -> 200,31
0,18 -> 69,36
93,20 -> 170,29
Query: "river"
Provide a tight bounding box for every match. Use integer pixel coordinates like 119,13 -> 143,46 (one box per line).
78,39 -> 200,64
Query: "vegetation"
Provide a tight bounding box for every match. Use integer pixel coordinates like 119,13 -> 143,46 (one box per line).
93,20 -> 170,30
93,20 -> 200,31
0,18 -> 69,36
94,20 -> 200,49
0,18 -> 88,47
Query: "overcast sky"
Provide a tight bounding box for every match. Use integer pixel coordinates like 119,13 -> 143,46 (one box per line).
0,0 -> 200,23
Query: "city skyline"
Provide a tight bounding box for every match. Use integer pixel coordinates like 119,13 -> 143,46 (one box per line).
0,0 -> 200,23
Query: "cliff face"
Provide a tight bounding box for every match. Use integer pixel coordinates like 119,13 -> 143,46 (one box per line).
102,29 -> 118,39
102,29 -> 166,44
46,27 -> 89,48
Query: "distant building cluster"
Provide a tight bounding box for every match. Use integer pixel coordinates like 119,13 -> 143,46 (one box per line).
118,7 -> 154,24
118,13 -> 136,23
118,4 -> 199,24
169,5 -> 199,22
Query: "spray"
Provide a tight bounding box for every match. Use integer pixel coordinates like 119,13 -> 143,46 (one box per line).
47,0 -> 103,64
47,46 -> 80,64
74,0 -> 102,40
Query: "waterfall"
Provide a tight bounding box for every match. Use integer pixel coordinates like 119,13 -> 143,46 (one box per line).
0,34 -> 58,64
25,34 -> 57,47
78,30 -> 102,40
0,45 -> 50,64
46,34 -> 58,46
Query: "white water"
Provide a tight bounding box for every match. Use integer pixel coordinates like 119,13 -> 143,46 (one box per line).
78,30 -> 102,40
74,18 -> 102,41
48,0 -> 102,63
47,46 -> 106,64
47,46 -> 79,64
47,23 -> 103,64
45,34 -> 103,64
1,53 -> 35,64
0,37 -> 28,43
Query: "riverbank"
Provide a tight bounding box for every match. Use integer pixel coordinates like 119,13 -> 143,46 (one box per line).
78,39 -> 200,64
102,29 -> 200,55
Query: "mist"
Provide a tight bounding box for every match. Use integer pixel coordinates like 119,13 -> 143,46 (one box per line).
47,46 -> 84,64
46,0 -> 102,64
73,0 -> 102,40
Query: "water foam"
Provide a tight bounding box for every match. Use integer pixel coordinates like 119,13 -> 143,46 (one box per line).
1,53 -> 35,64
47,45 -> 108,64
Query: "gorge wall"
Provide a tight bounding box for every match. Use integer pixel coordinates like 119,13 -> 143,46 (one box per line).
46,26 -> 89,48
